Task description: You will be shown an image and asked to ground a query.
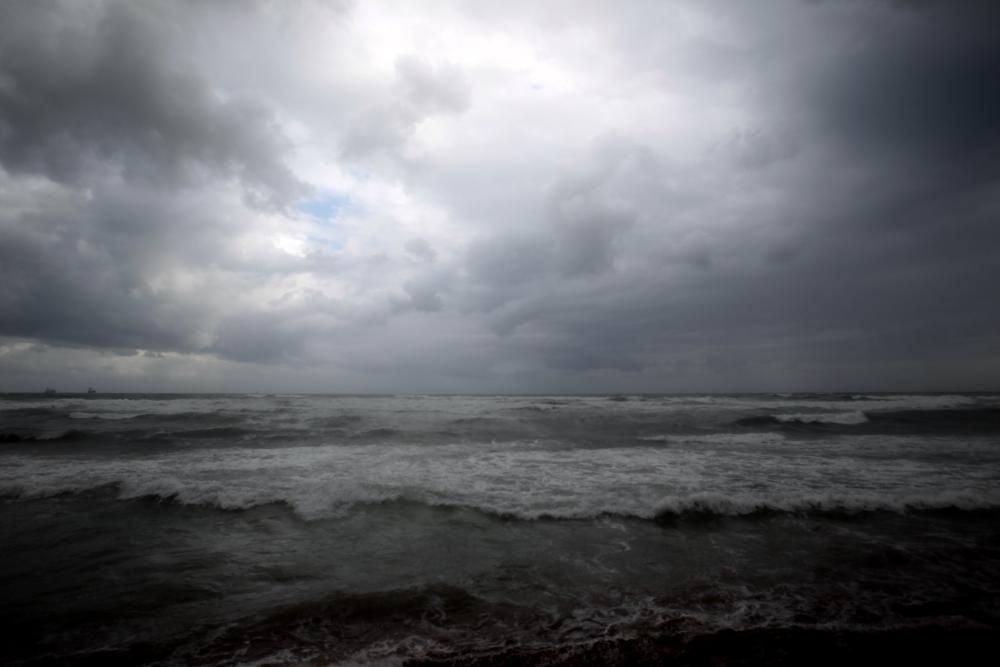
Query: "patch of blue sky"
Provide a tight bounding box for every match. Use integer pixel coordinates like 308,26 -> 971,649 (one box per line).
297,193 -> 354,220
297,193 -> 355,252
308,233 -> 346,251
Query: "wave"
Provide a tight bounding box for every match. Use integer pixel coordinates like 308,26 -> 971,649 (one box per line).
4,433 -> 997,525
450,417 -> 495,424
536,398 -> 573,405
636,432 -> 785,445
732,413 -> 869,428
775,411 -> 868,425
168,584 -> 650,666
67,410 -> 246,425
310,415 -> 363,428
4,480 -> 998,522
0,406 -> 68,418
648,491 -> 1000,519
159,576 -> 1000,667
733,407 -> 1000,433
350,427 -> 399,439
866,407 -> 1000,429
335,623 -> 1000,667
0,429 -> 95,444
168,426 -> 256,439
69,411 -> 140,420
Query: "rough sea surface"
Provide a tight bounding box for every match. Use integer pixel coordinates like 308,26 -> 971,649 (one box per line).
2,393 -> 999,665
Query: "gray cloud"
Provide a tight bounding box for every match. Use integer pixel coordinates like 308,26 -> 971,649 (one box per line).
806,1 -> 1000,164
0,188 -> 207,352
341,56 -> 470,158
404,237 -> 436,262
0,0 -> 300,203
0,0 -> 998,392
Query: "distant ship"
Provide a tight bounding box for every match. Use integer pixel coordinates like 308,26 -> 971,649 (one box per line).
43,388 -> 57,395
87,387 -> 97,394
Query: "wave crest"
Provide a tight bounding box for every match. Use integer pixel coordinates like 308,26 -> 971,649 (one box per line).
650,492 -> 1000,520
4,480 -> 999,523
0,429 -> 95,444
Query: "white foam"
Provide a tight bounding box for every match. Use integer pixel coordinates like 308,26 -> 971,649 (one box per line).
335,635 -> 449,667
2,432 -> 998,521
69,411 -> 137,420
775,411 -> 869,425
637,433 -> 786,445
651,490 -> 1000,517
236,648 -> 319,667
648,393 -> 985,414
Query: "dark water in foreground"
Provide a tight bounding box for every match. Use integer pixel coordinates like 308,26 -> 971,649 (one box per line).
1,393 -> 999,665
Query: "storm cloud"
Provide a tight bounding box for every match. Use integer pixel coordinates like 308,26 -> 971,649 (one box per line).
1,0 -> 998,392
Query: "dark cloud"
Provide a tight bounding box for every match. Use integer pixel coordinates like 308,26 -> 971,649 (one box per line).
0,0 -> 998,392
725,128 -> 799,170
0,185 -> 221,353
467,234 -> 549,290
0,0 -> 300,203
806,1 -> 1000,167
400,270 -> 452,313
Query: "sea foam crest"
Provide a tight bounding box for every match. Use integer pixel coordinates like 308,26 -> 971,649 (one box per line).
3,437 -> 999,521
7,483 -> 1000,522
636,433 -> 786,445
774,411 -> 869,425
650,491 -> 1000,518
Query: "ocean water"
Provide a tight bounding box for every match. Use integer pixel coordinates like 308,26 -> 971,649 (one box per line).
1,393 -> 999,665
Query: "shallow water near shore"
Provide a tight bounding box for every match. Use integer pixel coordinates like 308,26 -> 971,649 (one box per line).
2,393 -> 999,664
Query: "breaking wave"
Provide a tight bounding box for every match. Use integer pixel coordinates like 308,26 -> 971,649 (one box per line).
4,478 -> 999,523
0,429 -> 96,443
734,407 -> 1000,432
775,411 -> 869,425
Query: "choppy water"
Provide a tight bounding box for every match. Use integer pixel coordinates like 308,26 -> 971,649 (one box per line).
2,393 -> 999,664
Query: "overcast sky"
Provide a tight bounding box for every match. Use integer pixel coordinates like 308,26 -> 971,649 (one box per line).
1,0 -> 998,393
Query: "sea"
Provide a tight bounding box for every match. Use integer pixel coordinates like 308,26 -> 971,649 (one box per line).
1,393 -> 999,665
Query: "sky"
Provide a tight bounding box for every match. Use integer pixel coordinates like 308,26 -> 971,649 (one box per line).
1,0 -> 998,394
